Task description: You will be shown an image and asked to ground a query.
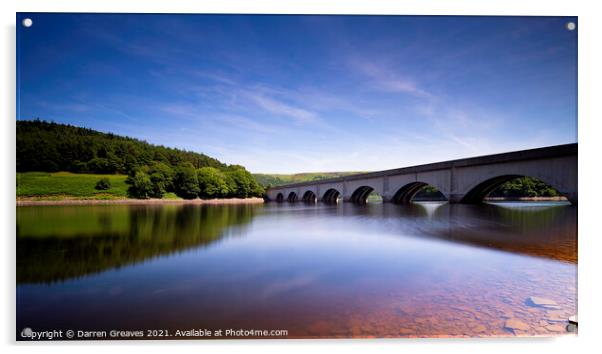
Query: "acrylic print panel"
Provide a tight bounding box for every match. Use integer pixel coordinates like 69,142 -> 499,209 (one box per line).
16,13 -> 578,340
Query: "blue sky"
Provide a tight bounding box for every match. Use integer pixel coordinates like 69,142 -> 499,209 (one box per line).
17,14 -> 577,173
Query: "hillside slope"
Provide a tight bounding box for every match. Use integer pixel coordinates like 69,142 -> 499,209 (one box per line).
253,172 -> 365,187
17,119 -> 225,174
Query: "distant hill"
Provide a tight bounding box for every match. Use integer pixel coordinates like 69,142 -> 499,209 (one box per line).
253,172 -> 365,187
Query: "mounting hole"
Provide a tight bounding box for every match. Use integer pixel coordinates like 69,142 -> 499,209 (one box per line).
22,18 -> 33,28
566,22 -> 576,31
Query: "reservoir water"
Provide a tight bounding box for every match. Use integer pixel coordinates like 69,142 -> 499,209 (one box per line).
16,201 -> 577,338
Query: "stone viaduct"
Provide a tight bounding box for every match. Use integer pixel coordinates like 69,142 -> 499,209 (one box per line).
265,143 -> 577,205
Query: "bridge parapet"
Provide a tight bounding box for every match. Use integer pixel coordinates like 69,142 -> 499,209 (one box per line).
265,143 -> 577,205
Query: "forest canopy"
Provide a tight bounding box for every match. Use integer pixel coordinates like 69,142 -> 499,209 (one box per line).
17,120 -> 264,199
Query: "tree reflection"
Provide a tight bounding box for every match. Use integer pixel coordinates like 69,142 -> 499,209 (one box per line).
17,204 -> 260,284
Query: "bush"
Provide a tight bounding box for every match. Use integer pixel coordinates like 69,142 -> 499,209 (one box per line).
173,163 -> 200,199
94,178 -> 112,190
197,167 -> 230,198
224,166 -> 264,198
148,162 -> 174,198
87,157 -> 114,174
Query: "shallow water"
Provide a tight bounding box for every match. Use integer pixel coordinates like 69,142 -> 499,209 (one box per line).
16,201 -> 577,339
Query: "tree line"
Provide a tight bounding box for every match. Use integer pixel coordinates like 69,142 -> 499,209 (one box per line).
17,120 -> 264,199
253,172 -> 363,188
126,162 -> 263,199
488,177 -> 559,198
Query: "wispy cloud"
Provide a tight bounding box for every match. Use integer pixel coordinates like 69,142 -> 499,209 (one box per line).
194,71 -> 384,123
32,98 -> 138,122
157,80 -> 321,126
277,88 -> 383,121
35,101 -> 90,113
159,71 -> 327,126
350,59 -> 433,99
246,93 -> 318,124
92,102 -> 139,121
216,114 -> 280,134
192,71 -> 238,86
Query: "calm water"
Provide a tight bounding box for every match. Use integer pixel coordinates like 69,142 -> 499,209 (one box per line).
16,201 -> 577,339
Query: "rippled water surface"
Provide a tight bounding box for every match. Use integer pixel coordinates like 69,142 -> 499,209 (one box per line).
16,201 -> 577,338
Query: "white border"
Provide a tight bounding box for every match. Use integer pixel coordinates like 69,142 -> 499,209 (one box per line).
2,1 -> 601,354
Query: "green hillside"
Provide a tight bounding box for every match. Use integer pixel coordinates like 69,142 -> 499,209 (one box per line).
253,172 -> 365,187
17,119 -> 225,174
17,172 -> 129,200
17,120 -> 263,200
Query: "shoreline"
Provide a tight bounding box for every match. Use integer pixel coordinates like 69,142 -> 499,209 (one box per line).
484,196 -> 568,202
16,196 -> 568,206
16,197 -> 266,207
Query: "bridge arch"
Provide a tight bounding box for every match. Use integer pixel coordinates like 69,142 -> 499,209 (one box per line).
461,174 -> 568,204
350,185 -> 382,204
321,188 -> 341,203
392,182 -> 448,204
275,193 -> 284,203
287,192 -> 298,203
302,190 -> 317,203
265,144 -> 577,205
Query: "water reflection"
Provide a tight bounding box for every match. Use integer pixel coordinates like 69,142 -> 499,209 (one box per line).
16,202 -> 577,338
17,204 -> 258,284
307,201 -> 576,263
437,202 -> 577,263
17,202 -> 577,284
384,202 -> 577,263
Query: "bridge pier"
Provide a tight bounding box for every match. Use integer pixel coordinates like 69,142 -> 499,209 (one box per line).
447,194 -> 465,204
565,193 -> 578,206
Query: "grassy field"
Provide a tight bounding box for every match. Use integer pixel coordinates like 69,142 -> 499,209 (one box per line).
17,172 -> 130,200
